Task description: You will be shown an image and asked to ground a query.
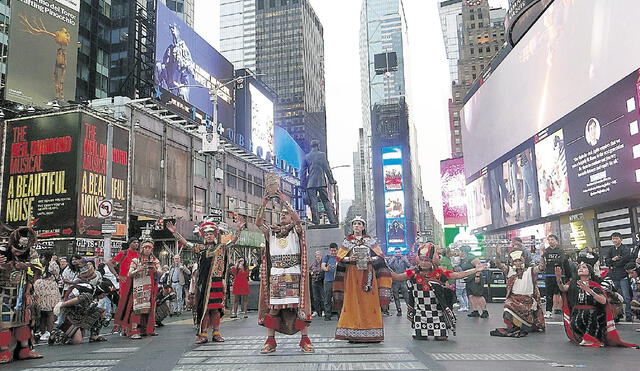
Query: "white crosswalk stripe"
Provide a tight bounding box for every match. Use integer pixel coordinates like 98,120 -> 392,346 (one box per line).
17,346 -> 138,370
173,336 -> 428,371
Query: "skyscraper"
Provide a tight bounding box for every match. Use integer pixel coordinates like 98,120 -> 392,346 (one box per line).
254,0 -> 327,153
441,0 -> 506,158
161,0 -> 195,27
358,0 -> 409,236
220,0 -> 257,71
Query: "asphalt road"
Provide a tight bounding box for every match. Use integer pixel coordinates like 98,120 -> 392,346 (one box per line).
3,303 -> 640,371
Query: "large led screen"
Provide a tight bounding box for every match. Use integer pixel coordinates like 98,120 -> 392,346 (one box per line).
155,1 -> 234,127
5,0 -> 79,107
489,147 -> 540,228
249,83 -> 275,159
382,146 -> 407,250
440,157 -> 468,225
466,173 -> 492,230
462,0 -> 640,178
563,70 -> 640,209
535,128 -> 571,217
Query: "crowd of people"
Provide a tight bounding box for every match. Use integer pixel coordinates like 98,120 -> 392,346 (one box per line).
3,200 -> 640,364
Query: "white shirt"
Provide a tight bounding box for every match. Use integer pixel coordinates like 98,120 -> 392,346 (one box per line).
508,267 -> 534,296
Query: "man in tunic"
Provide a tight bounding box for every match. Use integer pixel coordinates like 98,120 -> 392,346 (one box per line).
333,216 -> 392,343
167,218 -> 245,344
490,250 -> 545,338
391,243 -> 486,341
0,225 -> 44,363
256,190 -> 313,354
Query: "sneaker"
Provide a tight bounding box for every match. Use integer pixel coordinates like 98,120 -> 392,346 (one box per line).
396,311 -> 402,317
480,310 -> 489,318
312,312 -> 318,317
453,303 -> 460,308
544,311 -> 553,318
467,311 -> 480,317
40,331 -> 50,342
457,307 -> 466,312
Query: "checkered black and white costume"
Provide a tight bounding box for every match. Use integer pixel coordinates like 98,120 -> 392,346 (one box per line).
406,268 -> 455,338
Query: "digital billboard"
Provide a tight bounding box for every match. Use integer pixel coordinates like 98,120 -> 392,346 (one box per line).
440,157 -> 468,225
249,83 -> 275,159
2,114 -> 78,237
466,172 -> 492,230
563,70 -> 640,209
382,147 -> 407,250
462,0 -> 640,178
155,1 -> 234,128
534,128 -> 571,217
489,146 -> 540,228
5,0 -> 80,107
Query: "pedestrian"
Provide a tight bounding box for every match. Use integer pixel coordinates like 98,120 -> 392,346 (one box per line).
542,234 -> 570,318
333,216 -> 392,343
231,257 -> 250,318
0,225 -> 44,363
390,244 -> 487,341
166,255 -> 190,315
321,243 -> 338,321
605,232 -> 633,322
454,266 -> 469,312
34,251 -> 61,343
386,246 -> 411,316
459,246 -> 489,318
97,261 -> 119,320
61,255 -> 82,293
556,262 -> 637,347
49,279 -> 114,345
490,250 -> 546,338
256,190 -> 314,354
509,237 -> 532,267
120,233 -> 161,339
57,256 -> 68,294
109,236 -> 140,336
309,251 -> 325,317
167,217 -> 245,344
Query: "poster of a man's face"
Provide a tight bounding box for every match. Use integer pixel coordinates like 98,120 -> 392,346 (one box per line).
585,118 -> 601,146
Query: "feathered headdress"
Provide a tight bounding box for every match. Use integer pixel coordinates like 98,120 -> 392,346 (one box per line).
198,221 -> 219,238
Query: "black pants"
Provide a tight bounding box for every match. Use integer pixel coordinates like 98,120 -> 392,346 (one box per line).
545,276 -> 560,312
324,281 -> 334,317
307,187 -> 338,224
311,281 -> 324,315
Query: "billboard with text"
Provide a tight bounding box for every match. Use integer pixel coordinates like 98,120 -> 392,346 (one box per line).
382,147 -> 407,251
5,0 -> 80,107
440,157 -> 467,225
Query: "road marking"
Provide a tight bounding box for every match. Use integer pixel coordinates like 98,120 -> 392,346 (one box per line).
174,363 -> 427,371
90,347 -> 139,353
431,353 -> 545,361
27,359 -> 120,367
186,347 -> 409,357
21,368 -> 112,371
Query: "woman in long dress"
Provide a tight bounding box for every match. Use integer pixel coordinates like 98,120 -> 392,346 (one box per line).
333,216 -> 391,342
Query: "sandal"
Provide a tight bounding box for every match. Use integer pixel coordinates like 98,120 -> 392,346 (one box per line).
18,348 -> 43,360
299,336 -> 314,353
212,331 -> 225,342
260,337 -> 277,354
89,336 -> 108,342
195,333 -> 208,344
130,334 -> 142,340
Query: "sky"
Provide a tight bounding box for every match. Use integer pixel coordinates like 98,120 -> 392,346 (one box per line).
194,0 -> 510,224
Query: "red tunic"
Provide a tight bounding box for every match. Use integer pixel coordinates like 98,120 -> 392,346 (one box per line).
231,267 -> 250,295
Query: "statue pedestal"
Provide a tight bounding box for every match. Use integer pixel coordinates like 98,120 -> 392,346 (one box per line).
305,224 -> 344,261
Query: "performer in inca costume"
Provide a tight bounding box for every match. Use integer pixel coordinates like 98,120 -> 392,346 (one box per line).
256,190 -> 313,354
0,224 -> 44,363
167,218 -> 245,344
391,243 -> 486,340
490,250 -> 545,338
333,216 -> 392,343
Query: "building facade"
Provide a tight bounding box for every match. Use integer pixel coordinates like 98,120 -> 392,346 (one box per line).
442,0 -> 506,158
253,0 -> 327,153
162,0 -> 195,27
220,0 -> 257,71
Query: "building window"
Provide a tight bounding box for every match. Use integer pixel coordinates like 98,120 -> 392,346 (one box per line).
471,65 -> 476,71
456,145 -> 461,153
453,120 -> 460,127
486,46 -> 491,52
470,14 -> 475,21
454,129 -> 460,135
478,12 -> 483,19
470,23 -> 475,29
194,187 -> 206,214
478,22 -> 483,27
470,48 -> 474,55
455,138 -> 461,144
453,112 -> 459,118
472,73 -> 477,79
480,64 -> 485,69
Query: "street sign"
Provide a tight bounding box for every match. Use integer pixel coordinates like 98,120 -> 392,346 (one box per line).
101,223 -> 117,234
98,199 -> 114,218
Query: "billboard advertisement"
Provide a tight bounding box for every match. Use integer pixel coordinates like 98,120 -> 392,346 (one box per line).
5,0 -> 80,107
274,126 -> 305,175
466,172 -> 492,230
489,146 -> 540,228
462,0 -> 640,178
440,157 -> 468,225
155,1 -> 234,128
76,114 -> 129,238
249,83 -> 275,159
563,70 -> 640,209
534,128 -> 571,217
2,113 -> 79,237
382,147 -> 407,250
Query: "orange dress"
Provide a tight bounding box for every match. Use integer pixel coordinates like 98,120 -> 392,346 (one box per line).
333,235 -> 391,342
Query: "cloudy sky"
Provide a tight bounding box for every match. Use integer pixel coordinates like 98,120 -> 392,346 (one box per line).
194,0 -> 509,223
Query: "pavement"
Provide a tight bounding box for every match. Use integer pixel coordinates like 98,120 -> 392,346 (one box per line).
2,303 -> 640,371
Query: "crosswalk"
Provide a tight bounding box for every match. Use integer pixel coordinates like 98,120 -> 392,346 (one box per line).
173,335 -> 429,371
18,346 -> 139,371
